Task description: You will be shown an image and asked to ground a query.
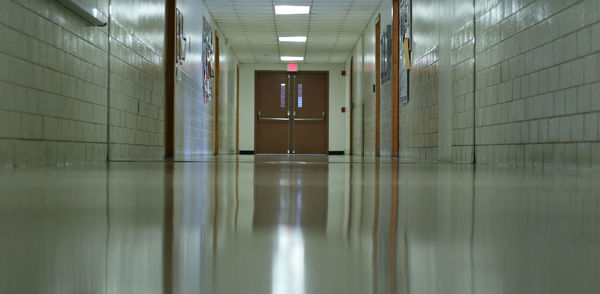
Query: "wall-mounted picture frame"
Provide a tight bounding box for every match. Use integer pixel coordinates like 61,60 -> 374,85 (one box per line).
381,25 -> 392,82
399,0 -> 411,104
175,9 -> 184,81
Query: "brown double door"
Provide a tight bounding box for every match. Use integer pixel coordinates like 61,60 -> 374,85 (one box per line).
255,71 -> 328,154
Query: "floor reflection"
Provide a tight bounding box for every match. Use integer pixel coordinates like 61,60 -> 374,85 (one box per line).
0,157 -> 600,294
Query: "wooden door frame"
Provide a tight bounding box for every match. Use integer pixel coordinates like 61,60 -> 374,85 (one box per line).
254,70 -> 329,154
392,0 -> 400,158
214,34 -> 220,155
236,64 -> 240,154
375,15 -> 381,157
164,0 -> 176,159
350,57 -> 354,155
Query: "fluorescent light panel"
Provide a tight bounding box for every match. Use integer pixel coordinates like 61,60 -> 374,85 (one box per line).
275,5 -> 310,15
279,36 -> 307,42
281,56 -> 304,61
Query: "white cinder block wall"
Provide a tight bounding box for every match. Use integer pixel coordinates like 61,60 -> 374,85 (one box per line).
0,0 -> 110,164
347,1 -> 394,157
475,0 -> 599,169
349,0 -> 600,169
217,44 -> 238,155
350,39 -> 365,155
0,0 -> 238,165
108,0 -> 166,161
175,0 -> 239,160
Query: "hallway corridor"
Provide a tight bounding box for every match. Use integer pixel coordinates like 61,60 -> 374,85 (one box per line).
1,0 -> 600,292
2,156 -> 599,294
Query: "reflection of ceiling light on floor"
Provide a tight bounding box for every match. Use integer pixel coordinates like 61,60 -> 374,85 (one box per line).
274,5 -> 310,15
272,226 -> 305,294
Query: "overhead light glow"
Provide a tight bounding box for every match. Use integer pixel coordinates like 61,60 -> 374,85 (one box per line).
275,5 -> 310,15
279,36 -> 307,42
281,56 -> 304,61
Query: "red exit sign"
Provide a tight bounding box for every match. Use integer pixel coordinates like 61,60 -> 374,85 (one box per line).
287,64 -> 298,72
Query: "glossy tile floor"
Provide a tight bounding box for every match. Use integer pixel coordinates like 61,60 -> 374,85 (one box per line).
1,155 -> 600,294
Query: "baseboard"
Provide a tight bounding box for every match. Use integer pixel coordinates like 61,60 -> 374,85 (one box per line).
328,151 -> 345,155
239,150 -> 255,155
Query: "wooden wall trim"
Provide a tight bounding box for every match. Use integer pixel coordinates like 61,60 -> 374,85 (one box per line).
164,0 -> 176,159
236,65 -> 240,154
350,57 -> 354,155
375,15 -> 381,157
214,34 -> 220,155
392,0 -> 400,158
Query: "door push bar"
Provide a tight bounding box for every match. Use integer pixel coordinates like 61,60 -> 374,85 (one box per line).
257,111 -> 291,121
293,112 -> 327,121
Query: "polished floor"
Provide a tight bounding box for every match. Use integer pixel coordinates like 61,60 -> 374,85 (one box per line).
1,156 -> 600,294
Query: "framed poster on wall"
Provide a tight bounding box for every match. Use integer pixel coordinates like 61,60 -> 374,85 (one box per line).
203,17 -> 215,104
399,0 -> 411,104
381,25 -> 392,82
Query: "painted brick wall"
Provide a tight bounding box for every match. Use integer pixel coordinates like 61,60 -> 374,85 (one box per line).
0,0 -> 238,164
175,0 -> 214,159
107,1 -> 166,161
175,0 -> 239,160
351,43 -> 365,155
217,44 -> 238,155
451,17 -> 475,163
400,48 -> 440,161
0,0 -> 109,164
363,19 -> 377,157
474,0 -> 600,169
349,0 -> 600,169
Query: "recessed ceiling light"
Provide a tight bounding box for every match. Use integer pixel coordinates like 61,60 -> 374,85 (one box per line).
279,36 -> 307,42
275,5 -> 310,15
281,56 -> 304,61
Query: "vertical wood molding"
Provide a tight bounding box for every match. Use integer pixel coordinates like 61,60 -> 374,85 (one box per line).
164,0 -> 176,159
375,16 -> 381,157
392,0 -> 400,158
236,65 -> 240,154
214,34 -> 220,155
350,58 -> 354,155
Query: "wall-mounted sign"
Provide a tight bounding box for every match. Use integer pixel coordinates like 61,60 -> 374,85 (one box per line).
287,64 -> 298,72
175,9 -> 189,81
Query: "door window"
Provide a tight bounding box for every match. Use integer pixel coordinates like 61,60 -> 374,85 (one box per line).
297,84 -> 303,108
280,83 -> 286,108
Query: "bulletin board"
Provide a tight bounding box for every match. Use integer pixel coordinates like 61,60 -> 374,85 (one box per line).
399,0 -> 411,104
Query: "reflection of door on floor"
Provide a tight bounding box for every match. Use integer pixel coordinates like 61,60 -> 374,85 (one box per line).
255,71 -> 329,155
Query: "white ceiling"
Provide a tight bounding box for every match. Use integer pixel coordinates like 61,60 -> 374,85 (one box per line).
202,0 -> 383,64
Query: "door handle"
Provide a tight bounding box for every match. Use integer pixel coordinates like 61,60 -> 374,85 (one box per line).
257,111 -> 290,121
293,112 -> 326,121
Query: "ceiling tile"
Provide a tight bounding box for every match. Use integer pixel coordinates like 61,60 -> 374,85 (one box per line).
204,0 -> 383,63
